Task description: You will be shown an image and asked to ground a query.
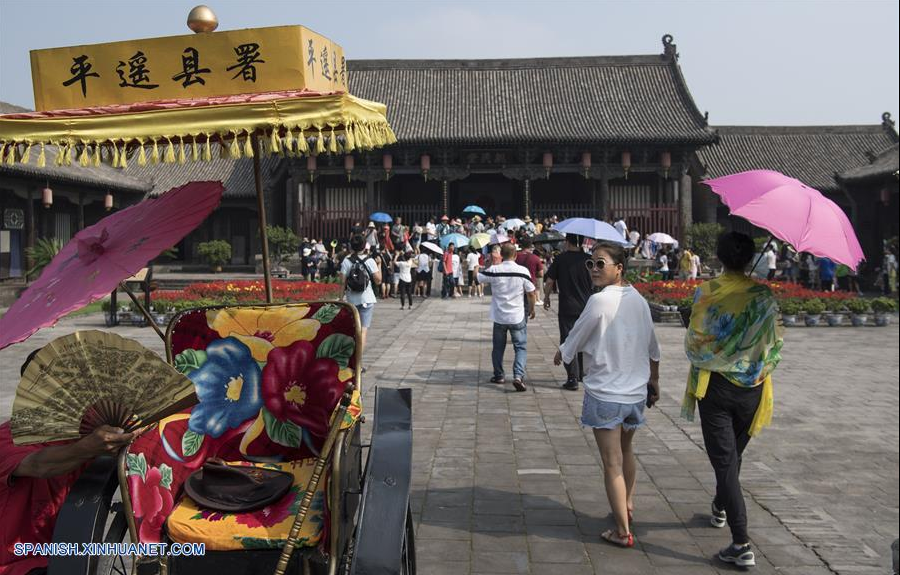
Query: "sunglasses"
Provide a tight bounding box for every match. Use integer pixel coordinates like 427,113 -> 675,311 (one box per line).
585,258 -> 616,271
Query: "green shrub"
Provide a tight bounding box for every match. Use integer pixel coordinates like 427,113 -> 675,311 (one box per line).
871,297 -> 898,313
25,237 -> 64,279
779,299 -> 802,315
802,298 -> 826,315
266,225 -> 300,268
825,299 -> 846,313
684,223 -> 724,264
844,298 -> 871,315
197,240 -> 232,268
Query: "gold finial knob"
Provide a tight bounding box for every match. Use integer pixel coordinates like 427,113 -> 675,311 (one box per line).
187,5 -> 218,33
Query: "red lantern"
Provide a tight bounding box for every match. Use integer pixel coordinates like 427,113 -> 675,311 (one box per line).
344,155 -> 354,182
621,151 -> 632,179
421,154 -> 431,181
383,153 -> 392,179
42,186 -> 53,208
542,152 -> 553,178
104,192 -> 114,211
306,155 -> 317,182
660,151 -> 672,179
581,152 -> 591,179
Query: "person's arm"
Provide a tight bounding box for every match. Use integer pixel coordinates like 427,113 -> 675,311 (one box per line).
646,324 -> 662,406
525,281 -> 537,319
554,295 -> 601,365
14,425 -> 136,480
370,259 -> 383,285
543,277 -> 555,310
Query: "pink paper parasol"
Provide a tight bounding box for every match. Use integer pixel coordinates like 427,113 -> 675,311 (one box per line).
703,170 -> 865,270
0,181 -> 224,350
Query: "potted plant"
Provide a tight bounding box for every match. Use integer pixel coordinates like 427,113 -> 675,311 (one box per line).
803,298 -> 826,326
779,299 -> 802,326
824,299 -> 846,326
197,240 -> 232,273
871,297 -> 898,326
677,296 -> 694,327
844,298 -> 871,326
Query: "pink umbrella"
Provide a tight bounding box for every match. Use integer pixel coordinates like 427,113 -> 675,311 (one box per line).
0,181 -> 224,350
703,170 -> 865,270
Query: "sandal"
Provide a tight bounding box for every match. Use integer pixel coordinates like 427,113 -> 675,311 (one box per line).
601,529 -> 634,548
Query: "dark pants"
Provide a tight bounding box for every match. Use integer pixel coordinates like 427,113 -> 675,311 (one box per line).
558,314 -> 584,382
398,280 -> 413,306
698,372 -> 762,545
441,274 -> 455,298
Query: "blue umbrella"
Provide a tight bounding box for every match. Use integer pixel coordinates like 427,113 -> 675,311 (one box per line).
553,218 -> 629,245
440,233 -> 469,249
370,212 -> 392,224
461,205 -> 486,216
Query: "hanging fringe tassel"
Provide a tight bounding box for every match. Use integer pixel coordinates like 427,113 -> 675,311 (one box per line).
344,123 -> 356,151
328,128 -> 338,154
268,129 -> 281,155
92,144 -> 101,167
227,132 -> 240,159
4,144 -> 16,165
149,139 -> 160,164
243,133 -> 255,158
111,142 -> 120,168
282,128 -> 294,156
219,136 -> 230,160
138,140 -> 148,166
20,143 -> 32,164
315,129 -> 326,155
119,143 -> 128,168
164,138 -> 176,163
203,136 -> 212,161
178,137 -> 187,164
37,143 -> 47,168
55,143 -> 65,166
79,143 -> 90,167
296,128 -> 309,154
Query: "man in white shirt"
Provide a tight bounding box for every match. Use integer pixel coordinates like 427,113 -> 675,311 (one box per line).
478,243 -> 536,391
415,251 -> 431,297
765,247 -> 777,281
613,217 -> 628,241
451,249 -> 462,297
466,248 -> 482,297
340,235 -> 382,367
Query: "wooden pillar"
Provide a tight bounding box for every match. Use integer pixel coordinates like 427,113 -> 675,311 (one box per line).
365,176 -> 375,214
599,172 -> 610,220
77,192 -> 85,230
679,171 -> 692,238
523,179 -> 531,217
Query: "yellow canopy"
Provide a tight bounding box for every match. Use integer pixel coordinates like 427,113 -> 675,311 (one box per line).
0,92 -> 396,168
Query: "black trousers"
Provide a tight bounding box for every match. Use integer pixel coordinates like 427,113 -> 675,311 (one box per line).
558,314 -> 584,382
698,372 -> 761,544
398,280 -> 413,306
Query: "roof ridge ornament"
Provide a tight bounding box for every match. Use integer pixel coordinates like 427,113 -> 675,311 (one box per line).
882,112 -> 894,128
662,34 -> 678,60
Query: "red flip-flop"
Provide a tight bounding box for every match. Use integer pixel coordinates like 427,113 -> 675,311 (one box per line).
601,529 -> 634,548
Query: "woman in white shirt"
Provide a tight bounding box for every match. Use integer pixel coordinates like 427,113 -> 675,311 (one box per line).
466,248 -> 482,297
396,252 -> 414,309
554,241 -> 661,549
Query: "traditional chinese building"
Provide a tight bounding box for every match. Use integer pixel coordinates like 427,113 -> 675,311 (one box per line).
274,35 -> 717,240
692,113 -> 899,267
0,101 -> 151,282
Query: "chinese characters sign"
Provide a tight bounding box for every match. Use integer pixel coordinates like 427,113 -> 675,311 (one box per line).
29,25 -> 346,111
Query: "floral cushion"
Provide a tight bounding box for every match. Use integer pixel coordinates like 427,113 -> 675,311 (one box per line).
166,459 -> 326,551
124,303 -> 362,544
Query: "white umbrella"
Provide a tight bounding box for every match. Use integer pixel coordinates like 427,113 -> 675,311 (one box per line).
501,218 -> 526,230
420,241 -> 443,255
489,231 -> 510,245
647,232 -> 677,244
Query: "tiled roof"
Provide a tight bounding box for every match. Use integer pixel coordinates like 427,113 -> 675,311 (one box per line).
347,52 -> 716,146
0,101 -> 30,114
697,123 -> 899,192
124,157 -> 281,198
837,144 -> 899,184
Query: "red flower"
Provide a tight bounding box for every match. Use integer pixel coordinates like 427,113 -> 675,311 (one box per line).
261,340 -> 343,437
235,486 -> 299,528
129,466 -> 175,543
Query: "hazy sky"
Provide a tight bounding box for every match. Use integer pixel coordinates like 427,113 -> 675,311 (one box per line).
1,0 -> 897,126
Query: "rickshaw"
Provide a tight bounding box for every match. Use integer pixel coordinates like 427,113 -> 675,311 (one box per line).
46,301 -> 415,575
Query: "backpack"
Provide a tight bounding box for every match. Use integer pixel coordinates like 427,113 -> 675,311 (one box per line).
346,255 -> 372,293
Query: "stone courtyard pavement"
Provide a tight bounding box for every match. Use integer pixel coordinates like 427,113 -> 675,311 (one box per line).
1,296 -> 897,574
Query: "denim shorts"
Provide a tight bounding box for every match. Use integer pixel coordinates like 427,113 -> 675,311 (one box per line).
580,393 -> 646,431
355,303 -> 374,328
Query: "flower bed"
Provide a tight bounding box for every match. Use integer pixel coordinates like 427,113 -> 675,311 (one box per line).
115,280 -> 343,314
633,279 -> 859,308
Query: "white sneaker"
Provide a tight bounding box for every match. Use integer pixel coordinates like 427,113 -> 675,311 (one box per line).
535,299 -> 544,305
